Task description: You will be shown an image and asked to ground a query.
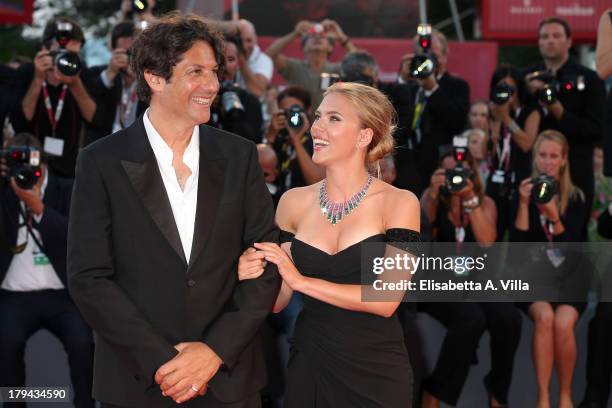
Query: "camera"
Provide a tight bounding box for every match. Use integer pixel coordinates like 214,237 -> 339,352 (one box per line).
441,135 -> 473,195
50,21 -> 82,77
219,80 -> 245,121
1,146 -> 42,190
526,70 -> 584,106
284,105 -> 305,130
132,0 -> 148,13
531,174 -> 557,204
490,82 -> 514,105
409,24 -> 437,80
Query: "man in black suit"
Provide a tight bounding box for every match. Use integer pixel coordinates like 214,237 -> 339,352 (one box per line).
0,133 -> 94,408
400,29 -> 470,197
68,13 -> 280,408
85,21 -> 147,145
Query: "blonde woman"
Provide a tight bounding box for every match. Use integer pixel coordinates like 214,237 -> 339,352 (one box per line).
511,130 -> 587,408
239,82 -> 420,407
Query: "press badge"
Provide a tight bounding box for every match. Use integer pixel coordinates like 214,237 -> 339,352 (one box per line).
491,170 -> 505,184
34,253 -> 51,266
44,136 -> 64,156
546,248 -> 565,268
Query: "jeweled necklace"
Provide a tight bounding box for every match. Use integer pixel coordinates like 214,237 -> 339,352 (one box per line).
319,173 -> 373,225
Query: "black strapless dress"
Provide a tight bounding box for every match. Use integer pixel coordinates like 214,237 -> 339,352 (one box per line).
282,229 -> 419,408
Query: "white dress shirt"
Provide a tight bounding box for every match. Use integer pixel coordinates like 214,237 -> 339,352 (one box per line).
2,171 -> 65,291
143,109 -> 200,263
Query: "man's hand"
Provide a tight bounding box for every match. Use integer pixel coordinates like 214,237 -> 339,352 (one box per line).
106,48 -> 130,82
11,178 -> 44,216
294,20 -> 311,36
34,49 -> 54,81
54,69 -> 80,87
155,342 -> 222,404
418,74 -> 438,91
322,19 -> 347,43
547,100 -> 565,120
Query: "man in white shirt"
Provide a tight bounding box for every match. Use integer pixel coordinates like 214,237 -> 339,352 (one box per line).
0,133 -> 94,407
68,13 -> 280,408
235,19 -> 273,97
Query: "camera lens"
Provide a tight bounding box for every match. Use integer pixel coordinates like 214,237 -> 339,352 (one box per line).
537,85 -> 557,105
531,175 -> 557,204
491,83 -> 514,105
445,168 -> 468,194
285,105 -> 304,129
132,0 -> 148,13
409,54 -> 435,79
52,50 -> 82,76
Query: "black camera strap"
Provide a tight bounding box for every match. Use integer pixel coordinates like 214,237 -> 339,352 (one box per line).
16,203 -> 46,254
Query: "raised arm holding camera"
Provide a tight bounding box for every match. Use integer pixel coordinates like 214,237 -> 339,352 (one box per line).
488,64 -> 541,239
85,21 -> 147,145
12,17 -> 96,178
402,26 -> 470,197
208,33 -> 263,144
0,133 -> 94,408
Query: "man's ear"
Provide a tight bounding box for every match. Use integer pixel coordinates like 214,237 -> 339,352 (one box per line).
358,128 -> 374,148
144,70 -> 165,94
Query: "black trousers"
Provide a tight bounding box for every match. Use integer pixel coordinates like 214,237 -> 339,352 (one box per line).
582,302 -> 612,406
419,302 -> 521,405
0,289 -> 94,408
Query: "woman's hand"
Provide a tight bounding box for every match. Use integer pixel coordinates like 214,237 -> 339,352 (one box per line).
253,242 -> 304,290
237,247 -> 266,281
537,196 -> 561,223
456,178 -> 475,200
429,168 -> 446,200
518,178 -> 533,205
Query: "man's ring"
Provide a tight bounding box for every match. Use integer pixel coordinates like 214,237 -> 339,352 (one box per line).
191,385 -> 199,392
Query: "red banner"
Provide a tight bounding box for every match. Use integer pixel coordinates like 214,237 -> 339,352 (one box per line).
481,0 -> 608,42
259,37 -> 498,102
0,0 -> 33,24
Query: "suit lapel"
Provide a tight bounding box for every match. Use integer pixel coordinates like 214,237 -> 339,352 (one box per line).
187,126 -> 227,271
121,117 -> 187,265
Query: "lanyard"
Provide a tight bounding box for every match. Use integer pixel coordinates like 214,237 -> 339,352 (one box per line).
42,81 -> 68,137
538,212 -> 555,243
496,128 -> 512,171
118,80 -> 138,129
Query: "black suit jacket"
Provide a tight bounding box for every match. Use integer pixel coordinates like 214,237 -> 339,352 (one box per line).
0,174 -> 73,287
408,72 -> 470,196
84,65 -> 148,145
67,117 -> 281,406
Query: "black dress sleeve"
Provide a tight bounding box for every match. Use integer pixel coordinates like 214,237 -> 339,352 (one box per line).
553,193 -> 587,242
279,229 -> 295,244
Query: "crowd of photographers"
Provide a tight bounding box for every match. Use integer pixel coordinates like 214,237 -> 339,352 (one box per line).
0,3 -> 611,407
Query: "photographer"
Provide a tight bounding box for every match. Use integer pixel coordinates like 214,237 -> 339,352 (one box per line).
208,33 -> 263,143
339,51 -> 422,193
488,64 -> 541,240
511,130 -> 587,408
526,18 -> 607,239
420,146 -> 521,408
12,17 -> 96,178
266,19 -> 356,108
265,86 -> 323,190
402,28 -> 470,197
0,133 -> 94,407
85,21 -> 147,145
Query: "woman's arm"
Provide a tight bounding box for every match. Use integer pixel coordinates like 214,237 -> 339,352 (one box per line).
258,188 -> 420,318
508,108 -> 540,153
468,195 -> 497,245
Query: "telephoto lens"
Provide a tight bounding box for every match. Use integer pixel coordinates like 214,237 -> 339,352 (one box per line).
531,174 -> 557,204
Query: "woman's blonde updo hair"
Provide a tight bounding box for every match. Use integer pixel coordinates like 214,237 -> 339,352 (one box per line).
323,82 -> 396,165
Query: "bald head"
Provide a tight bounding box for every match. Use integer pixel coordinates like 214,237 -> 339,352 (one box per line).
239,19 -> 257,58
257,143 -> 278,182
